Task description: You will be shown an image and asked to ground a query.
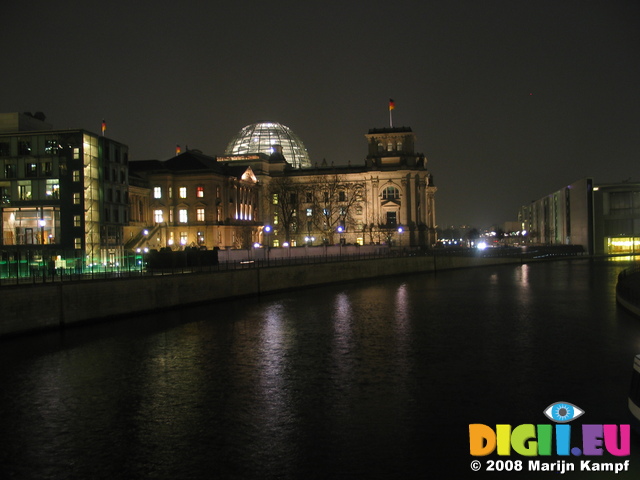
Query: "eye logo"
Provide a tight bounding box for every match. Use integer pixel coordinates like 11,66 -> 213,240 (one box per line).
543,402 -> 584,423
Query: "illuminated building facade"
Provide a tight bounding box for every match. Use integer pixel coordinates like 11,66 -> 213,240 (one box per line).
218,125 -> 437,248
518,178 -> 640,255
0,112 -> 129,273
225,121 -> 311,169
592,182 -> 640,255
125,150 -> 261,251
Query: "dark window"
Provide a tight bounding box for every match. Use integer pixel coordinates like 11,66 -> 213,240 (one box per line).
18,141 -> 31,155
25,163 -> 38,177
386,211 -> 397,226
4,164 -> 16,178
0,142 -> 10,156
0,186 -> 10,204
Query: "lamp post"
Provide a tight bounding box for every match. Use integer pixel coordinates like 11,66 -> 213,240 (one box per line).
337,225 -> 344,256
397,225 -> 403,249
264,225 -> 272,265
39,218 -> 46,279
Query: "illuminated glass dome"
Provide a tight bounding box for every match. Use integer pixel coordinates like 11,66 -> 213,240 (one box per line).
224,121 -> 311,168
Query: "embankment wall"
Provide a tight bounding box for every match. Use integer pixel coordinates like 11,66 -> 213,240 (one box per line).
0,255 -> 519,338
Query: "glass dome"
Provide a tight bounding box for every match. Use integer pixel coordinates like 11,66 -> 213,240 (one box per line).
224,122 -> 311,169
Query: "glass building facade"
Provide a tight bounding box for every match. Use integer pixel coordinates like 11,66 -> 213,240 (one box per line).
224,122 -> 311,169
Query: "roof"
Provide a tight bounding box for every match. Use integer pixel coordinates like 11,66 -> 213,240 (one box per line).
367,126 -> 413,134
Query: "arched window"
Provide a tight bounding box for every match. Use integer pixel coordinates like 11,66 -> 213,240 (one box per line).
382,186 -> 400,201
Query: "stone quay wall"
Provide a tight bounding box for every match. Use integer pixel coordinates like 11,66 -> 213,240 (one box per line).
1,255 -> 520,338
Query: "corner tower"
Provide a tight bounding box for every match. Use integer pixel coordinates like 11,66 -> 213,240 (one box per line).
364,127 -> 425,168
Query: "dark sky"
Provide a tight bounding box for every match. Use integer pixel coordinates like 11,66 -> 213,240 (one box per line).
3,0 -> 639,228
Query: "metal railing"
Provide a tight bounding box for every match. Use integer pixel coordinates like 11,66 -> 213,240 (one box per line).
0,244 -> 587,287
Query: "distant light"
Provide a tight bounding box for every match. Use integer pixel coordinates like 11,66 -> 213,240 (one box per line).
283,242 -> 290,247
397,226 -> 403,233
143,229 -> 149,235
337,226 -> 343,233
253,242 -> 261,248
264,225 -> 272,233
477,242 -> 488,250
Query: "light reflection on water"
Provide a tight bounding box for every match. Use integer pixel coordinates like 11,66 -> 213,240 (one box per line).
1,259 -> 640,479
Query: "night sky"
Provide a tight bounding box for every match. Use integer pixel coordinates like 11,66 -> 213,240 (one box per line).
3,0 -> 638,228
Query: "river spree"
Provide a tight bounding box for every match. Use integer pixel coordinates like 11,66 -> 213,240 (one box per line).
1,258 -> 640,479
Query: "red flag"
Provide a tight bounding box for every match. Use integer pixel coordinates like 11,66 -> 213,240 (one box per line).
176,144 -> 181,155
389,99 -> 395,111
101,119 -> 106,134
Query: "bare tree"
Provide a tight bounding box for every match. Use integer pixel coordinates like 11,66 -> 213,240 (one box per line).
305,175 -> 362,244
265,176 -> 302,244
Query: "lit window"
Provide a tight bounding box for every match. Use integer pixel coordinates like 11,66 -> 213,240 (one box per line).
74,238 -> 82,249
196,186 -> 204,198
273,212 -> 279,225
73,170 -> 80,182
45,180 -> 60,199
169,187 -> 173,198
74,215 -> 81,227
73,148 -> 79,160
18,182 -> 32,200
272,194 -> 278,205
180,232 -> 187,245
73,193 -> 81,204
154,209 -> 163,223
179,209 -> 188,223
179,187 -> 187,199
153,186 -> 162,199
306,208 -> 313,216
196,208 -> 205,222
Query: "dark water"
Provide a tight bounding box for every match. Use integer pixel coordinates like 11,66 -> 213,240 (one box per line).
1,258 -> 640,479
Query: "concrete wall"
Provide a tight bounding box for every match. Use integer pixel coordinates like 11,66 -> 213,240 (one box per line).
0,255 -> 519,338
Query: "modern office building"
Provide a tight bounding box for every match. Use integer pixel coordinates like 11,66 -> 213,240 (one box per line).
0,112 -> 129,274
518,177 -> 640,255
592,181 -> 640,255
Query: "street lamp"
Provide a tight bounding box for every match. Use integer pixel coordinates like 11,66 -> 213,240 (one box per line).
264,225 -> 272,265
38,218 -> 46,279
397,225 -> 403,248
264,225 -> 272,247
